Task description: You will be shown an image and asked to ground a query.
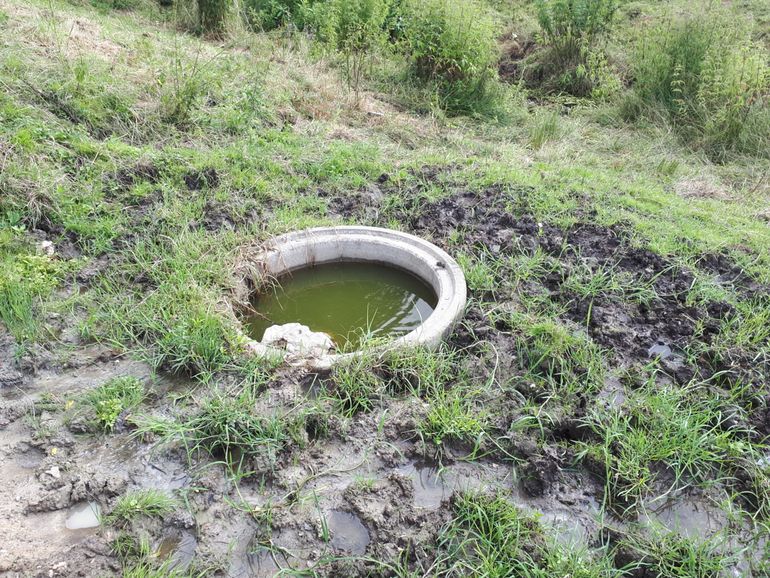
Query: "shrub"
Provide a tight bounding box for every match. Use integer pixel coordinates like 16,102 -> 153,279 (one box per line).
198,0 -> 229,35
631,14 -> 769,159
242,0 -> 304,31
310,0 -> 391,95
533,0 -> 618,96
402,0 -> 500,115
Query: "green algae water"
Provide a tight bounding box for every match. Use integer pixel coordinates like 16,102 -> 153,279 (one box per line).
246,262 -> 437,350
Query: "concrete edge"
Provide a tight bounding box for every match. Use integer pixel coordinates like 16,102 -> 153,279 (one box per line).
238,226 -> 467,368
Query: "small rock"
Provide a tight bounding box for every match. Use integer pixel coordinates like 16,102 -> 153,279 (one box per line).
45,466 -> 61,479
39,240 -> 55,256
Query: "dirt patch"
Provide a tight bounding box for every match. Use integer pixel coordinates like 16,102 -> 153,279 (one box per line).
107,162 -> 163,193
183,168 -> 220,191
498,34 -> 538,83
674,177 -> 735,200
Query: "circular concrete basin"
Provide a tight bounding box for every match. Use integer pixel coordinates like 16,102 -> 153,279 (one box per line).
242,226 -> 467,367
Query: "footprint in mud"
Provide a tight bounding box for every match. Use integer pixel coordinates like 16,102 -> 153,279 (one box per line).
397,462 -> 450,509
156,531 -> 197,570
239,551 -> 280,577
65,501 -> 101,530
327,511 -> 370,555
396,460 -> 487,510
647,340 -> 673,359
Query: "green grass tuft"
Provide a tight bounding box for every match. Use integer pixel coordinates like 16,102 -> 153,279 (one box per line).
107,489 -> 177,525
85,375 -> 145,432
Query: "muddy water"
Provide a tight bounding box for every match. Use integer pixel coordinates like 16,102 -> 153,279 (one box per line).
396,460 -> 487,509
327,510 -> 370,554
65,502 -> 101,530
156,531 -> 197,570
245,262 -> 437,349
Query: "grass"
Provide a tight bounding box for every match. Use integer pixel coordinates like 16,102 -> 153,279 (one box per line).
84,375 -> 144,431
420,386 -> 487,450
135,389 -> 300,471
577,377 -> 754,512
111,532 -> 210,578
433,493 -> 622,576
618,529 -> 732,577
106,489 -> 177,525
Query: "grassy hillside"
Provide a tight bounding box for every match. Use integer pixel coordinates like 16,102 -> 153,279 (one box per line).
1,0 -> 769,576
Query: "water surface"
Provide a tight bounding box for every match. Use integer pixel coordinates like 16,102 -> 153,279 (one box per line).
246,262 -> 437,350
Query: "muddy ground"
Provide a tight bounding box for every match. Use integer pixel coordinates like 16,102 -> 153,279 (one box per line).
1,167 -> 769,576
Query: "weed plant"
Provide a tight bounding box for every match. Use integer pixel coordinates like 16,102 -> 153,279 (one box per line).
309,0 -> 390,98
136,390 -> 297,471
402,0 -> 500,115
85,376 -> 144,432
534,0 -> 619,96
629,13 -> 769,160
242,0 -> 305,31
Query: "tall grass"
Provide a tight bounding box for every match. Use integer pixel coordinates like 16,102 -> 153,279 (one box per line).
309,0 -> 391,97
402,0 -> 500,115
630,13 -> 769,160
533,0 -> 618,96
0,281 -> 36,342
536,0 -> 616,61
198,0 -> 229,35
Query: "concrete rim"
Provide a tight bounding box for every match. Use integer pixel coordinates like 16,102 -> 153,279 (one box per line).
241,226 -> 467,367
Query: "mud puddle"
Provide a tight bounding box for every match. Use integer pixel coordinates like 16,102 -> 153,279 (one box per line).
641,493 -> 727,538
231,550 -> 280,578
64,501 -> 101,530
327,510 -> 370,554
156,530 -> 197,570
395,459 -> 491,509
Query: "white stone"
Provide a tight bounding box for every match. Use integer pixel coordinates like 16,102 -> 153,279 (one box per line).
39,240 -> 55,256
261,323 -> 335,359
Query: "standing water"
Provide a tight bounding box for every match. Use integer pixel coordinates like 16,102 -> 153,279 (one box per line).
245,262 -> 437,350
65,502 -> 101,530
